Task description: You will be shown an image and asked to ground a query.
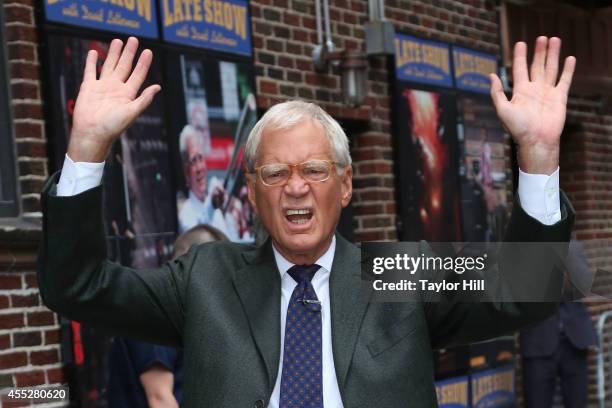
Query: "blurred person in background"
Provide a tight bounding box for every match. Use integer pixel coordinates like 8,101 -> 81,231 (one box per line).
520,239 -> 598,408
108,224 -> 228,408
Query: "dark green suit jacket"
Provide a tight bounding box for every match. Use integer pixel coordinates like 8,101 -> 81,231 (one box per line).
38,173 -> 574,407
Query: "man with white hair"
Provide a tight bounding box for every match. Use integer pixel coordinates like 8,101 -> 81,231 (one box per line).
177,123 -> 230,236
39,36 -> 575,407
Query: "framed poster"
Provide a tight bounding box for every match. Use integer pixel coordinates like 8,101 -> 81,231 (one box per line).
393,83 -> 462,242
457,96 -> 508,243
167,51 -> 257,243
43,0 -> 159,39
45,34 -> 175,407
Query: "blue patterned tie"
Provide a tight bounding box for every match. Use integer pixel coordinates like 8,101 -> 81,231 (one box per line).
279,264 -> 323,408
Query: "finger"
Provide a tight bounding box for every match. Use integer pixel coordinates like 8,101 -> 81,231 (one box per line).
512,41 -> 529,85
530,36 -> 548,82
557,56 -> 576,95
100,39 -> 123,79
126,49 -> 153,96
489,73 -> 508,110
544,37 -> 561,85
113,37 -> 139,82
129,84 -> 161,116
83,50 -> 98,82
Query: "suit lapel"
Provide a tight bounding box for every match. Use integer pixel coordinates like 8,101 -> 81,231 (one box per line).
233,240 -> 281,391
330,234 -> 371,390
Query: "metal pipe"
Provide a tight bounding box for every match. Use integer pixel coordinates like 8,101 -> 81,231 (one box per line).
315,0 -> 323,46
322,0 -> 334,51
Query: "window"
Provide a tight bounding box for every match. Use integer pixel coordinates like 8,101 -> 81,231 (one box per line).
0,6 -> 19,217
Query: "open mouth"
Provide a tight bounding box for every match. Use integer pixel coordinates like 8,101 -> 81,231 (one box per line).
285,208 -> 313,225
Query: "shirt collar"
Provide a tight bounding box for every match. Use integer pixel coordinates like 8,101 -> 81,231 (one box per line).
272,235 -> 336,278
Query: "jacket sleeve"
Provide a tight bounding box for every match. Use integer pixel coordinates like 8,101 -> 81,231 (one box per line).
424,192 -> 575,349
38,172 -> 193,347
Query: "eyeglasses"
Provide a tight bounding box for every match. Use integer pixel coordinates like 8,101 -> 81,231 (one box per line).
251,160 -> 338,186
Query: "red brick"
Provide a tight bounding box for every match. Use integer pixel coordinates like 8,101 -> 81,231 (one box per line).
20,178 -> 45,195
30,349 -> 59,366
14,122 -> 43,139
24,273 -> 37,289
9,62 -> 39,81
5,25 -> 37,43
0,274 -> 22,289
353,204 -> 384,216
11,82 -> 38,100
44,329 -> 60,345
259,79 -> 278,95
7,43 -> 35,61
15,370 -> 45,387
46,367 -> 65,384
0,334 -> 10,349
13,331 -> 42,347
17,139 -> 47,158
0,351 -> 27,369
12,102 -> 43,120
0,295 -> 9,309
362,217 -> 392,229
0,313 -> 24,329
284,13 -> 300,26
3,5 -> 33,25
26,311 -> 54,327
11,293 -> 39,308
355,230 -> 386,241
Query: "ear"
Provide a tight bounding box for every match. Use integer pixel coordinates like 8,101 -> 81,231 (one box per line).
340,165 -> 352,208
246,172 -> 259,216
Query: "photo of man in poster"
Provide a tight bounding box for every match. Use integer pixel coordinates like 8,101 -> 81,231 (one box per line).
175,55 -> 256,243
177,123 -> 231,236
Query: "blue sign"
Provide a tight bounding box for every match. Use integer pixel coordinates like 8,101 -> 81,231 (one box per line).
44,0 -> 159,39
453,47 -> 498,94
159,0 -> 252,56
394,34 -> 452,88
471,365 -> 516,408
436,376 -> 469,408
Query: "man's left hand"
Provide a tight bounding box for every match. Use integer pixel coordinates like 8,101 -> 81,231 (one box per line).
490,36 -> 576,175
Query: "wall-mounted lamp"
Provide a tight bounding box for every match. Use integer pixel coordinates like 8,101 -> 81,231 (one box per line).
312,47 -> 368,107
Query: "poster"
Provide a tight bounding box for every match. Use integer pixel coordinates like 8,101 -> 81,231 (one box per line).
46,34 -> 175,407
453,47 -> 497,94
159,0 -> 252,55
173,53 -> 257,243
394,33 -> 453,88
471,365 -> 516,408
44,0 -> 159,39
458,97 -> 508,243
394,84 -> 462,242
436,376 -> 469,408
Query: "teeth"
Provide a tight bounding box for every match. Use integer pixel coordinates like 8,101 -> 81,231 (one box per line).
290,218 -> 309,224
286,209 -> 311,215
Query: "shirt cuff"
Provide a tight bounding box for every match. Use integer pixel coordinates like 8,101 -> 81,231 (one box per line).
517,167 -> 561,226
56,154 -> 105,197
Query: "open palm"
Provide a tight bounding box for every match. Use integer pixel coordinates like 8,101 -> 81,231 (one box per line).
69,37 -> 160,162
490,37 -> 576,174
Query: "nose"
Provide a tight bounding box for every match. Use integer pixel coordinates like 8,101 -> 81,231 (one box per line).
283,167 -> 310,197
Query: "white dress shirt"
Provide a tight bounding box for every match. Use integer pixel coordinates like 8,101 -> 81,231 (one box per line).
269,236 -> 343,408
56,154 -> 563,407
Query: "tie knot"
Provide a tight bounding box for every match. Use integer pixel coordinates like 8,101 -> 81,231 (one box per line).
287,264 -> 320,284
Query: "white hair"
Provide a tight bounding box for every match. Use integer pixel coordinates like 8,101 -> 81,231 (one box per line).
179,124 -> 203,163
244,100 -> 352,173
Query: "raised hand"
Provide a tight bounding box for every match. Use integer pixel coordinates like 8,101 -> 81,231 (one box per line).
68,37 -> 161,162
490,36 -> 576,175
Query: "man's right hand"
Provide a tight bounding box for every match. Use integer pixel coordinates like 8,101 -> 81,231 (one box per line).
68,37 -> 161,163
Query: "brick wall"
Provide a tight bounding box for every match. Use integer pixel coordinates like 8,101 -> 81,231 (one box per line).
250,0 -> 500,243
0,0 -> 66,404
562,95 -> 612,406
